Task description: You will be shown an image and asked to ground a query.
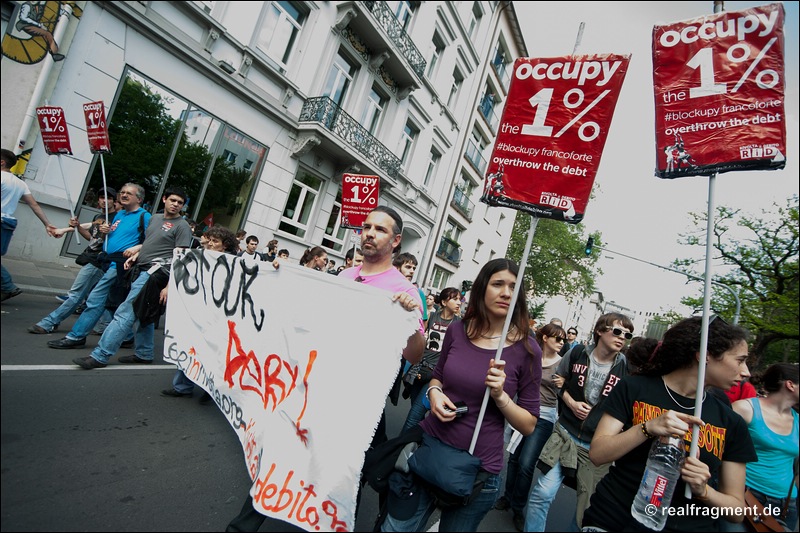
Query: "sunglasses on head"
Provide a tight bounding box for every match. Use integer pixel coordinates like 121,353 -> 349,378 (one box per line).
355,276 -> 365,283
606,327 -> 633,340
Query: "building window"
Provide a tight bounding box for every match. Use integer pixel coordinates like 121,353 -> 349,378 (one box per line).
431,266 -> 452,290
256,1 -> 305,69
83,70 -> 268,235
399,121 -> 418,167
391,0 -> 415,31
467,2 -> 482,39
322,189 -> 348,252
492,41 -> 511,88
223,149 -> 237,163
279,171 -> 323,239
473,239 -> 483,261
361,85 -> 388,135
457,172 -> 475,197
194,1 -> 215,14
444,218 -> 462,243
323,49 -> 358,107
447,68 -> 464,109
423,148 -> 440,189
426,32 -> 445,80
497,213 -> 506,233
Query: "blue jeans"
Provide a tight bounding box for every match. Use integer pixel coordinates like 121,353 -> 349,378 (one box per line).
382,472 -> 501,532
525,457 -> 565,532
89,271 -> 152,364
402,383 -> 430,433
525,431 -> 599,532
504,418 -> 555,516
1,217 -> 16,292
37,263 -> 105,331
172,370 -> 195,394
92,309 -> 113,334
0,263 -> 14,292
64,267 -> 119,340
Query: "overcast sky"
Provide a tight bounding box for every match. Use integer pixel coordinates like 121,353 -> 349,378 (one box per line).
512,1 -> 799,319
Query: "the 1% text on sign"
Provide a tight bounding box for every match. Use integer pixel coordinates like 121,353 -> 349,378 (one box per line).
340,174 -> 379,229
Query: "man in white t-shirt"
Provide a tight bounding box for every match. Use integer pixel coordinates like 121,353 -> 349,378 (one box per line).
1,149 -> 56,301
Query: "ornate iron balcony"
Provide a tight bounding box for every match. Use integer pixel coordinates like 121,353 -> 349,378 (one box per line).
299,96 -> 402,179
362,1 -> 426,78
436,236 -> 462,266
451,186 -> 474,220
464,139 -> 487,175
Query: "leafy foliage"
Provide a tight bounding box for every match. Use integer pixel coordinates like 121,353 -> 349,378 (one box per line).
506,212 -> 601,305
85,75 -> 253,223
674,195 -> 799,366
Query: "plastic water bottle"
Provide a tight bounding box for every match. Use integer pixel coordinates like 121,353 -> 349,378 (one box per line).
631,435 -> 686,530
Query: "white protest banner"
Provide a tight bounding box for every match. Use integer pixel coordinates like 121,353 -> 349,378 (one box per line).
165,249 -> 419,531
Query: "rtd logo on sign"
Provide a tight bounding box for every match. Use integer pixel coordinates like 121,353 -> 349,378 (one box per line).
340,174 -> 379,229
82,101 -> 111,154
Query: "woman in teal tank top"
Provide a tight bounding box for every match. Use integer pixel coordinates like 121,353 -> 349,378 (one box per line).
731,363 -> 799,532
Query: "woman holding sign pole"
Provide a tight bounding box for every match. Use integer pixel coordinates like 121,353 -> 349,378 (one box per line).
380,258 -> 541,532
581,316 -> 756,532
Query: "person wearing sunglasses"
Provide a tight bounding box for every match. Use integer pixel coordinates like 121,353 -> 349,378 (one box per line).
559,327 -> 581,356
524,312 -> 633,532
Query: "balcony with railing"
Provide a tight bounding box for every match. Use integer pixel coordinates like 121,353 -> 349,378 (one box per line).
464,139 -> 488,175
451,186 -> 474,221
350,0 -> 427,79
436,236 -> 462,266
299,96 -> 402,179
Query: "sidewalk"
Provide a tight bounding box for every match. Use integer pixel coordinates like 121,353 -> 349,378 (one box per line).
1,256 -> 82,296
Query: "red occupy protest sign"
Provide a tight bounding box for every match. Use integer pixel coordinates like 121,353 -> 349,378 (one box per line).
36,106 -> 73,155
82,101 -> 112,154
652,3 -> 786,179
341,174 -> 379,229
481,54 -> 630,223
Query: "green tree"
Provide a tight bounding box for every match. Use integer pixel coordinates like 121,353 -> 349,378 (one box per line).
674,195 -> 799,366
506,212 -> 602,304
87,76 -> 183,203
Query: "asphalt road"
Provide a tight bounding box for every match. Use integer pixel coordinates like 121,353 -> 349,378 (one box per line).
1,292 -> 575,532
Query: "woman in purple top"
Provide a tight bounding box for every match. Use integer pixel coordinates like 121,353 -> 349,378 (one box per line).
382,258 -> 542,532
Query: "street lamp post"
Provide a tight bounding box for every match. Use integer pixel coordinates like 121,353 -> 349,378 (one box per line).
590,243 -> 740,324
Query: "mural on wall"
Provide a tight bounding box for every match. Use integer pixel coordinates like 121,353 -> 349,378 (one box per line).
2,1 -> 83,64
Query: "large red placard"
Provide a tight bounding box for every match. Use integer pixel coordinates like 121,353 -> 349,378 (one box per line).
82,101 -> 112,154
481,54 -> 630,223
341,174 -> 379,229
36,106 -> 73,155
652,3 -> 786,178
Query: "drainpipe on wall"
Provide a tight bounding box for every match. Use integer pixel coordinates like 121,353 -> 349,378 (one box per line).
14,3 -> 74,155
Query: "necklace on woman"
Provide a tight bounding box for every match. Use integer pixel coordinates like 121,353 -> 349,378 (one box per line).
480,324 -> 516,341
662,377 -> 706,410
